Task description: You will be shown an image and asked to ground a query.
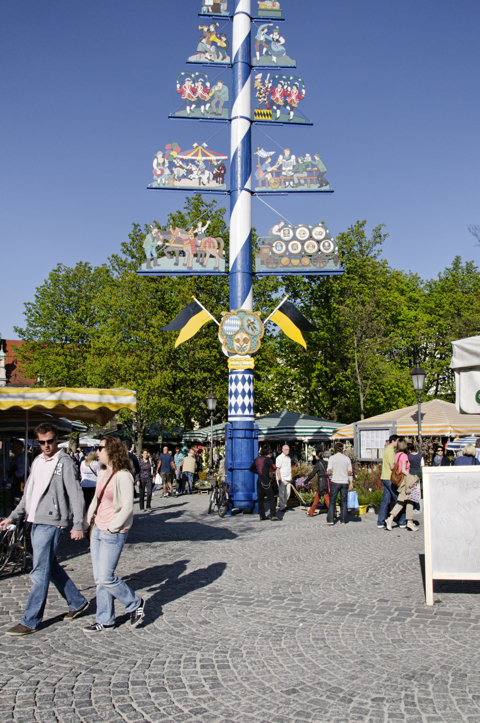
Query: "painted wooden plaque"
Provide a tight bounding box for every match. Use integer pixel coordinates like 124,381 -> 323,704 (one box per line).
149,143 -> 228,191
252,24 -> 295,67
256,1 -> 283,19
255,221 -> 340,275
200,0 -> 230,16
189,23 -> 231,63
254,73 -> 305,122
172,73 -> 229,119
254,148 -> 331,192
138,222 -> 226,275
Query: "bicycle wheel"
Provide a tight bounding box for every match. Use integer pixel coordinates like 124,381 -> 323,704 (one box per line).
0,528 -> 14,573
217,491 -> 228,518
207,491 -> 217,515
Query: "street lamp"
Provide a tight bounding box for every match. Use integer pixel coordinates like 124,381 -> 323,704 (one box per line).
206,388 -> 218,471
410,362 -> 426,450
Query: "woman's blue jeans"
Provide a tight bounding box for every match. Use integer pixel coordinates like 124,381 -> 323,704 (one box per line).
378,480 -> 406,526
90,525 -> 140,625
22,524 -> 86,630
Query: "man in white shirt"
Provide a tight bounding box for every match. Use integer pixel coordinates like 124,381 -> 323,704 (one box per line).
1,423 -> 87,636
276,445 -> 292,513
326,442 -> 353,525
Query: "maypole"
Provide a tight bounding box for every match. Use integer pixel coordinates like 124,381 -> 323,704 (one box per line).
141,0 -> 342,515
227,0 -> 256,511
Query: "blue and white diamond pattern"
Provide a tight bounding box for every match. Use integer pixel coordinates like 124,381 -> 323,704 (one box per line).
228,371 -> 254,421
224,315 -> 242,335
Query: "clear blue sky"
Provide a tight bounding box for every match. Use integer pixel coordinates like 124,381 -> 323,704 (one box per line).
1,0 -> 479,338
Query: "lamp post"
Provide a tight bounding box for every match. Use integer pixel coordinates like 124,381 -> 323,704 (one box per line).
410,363 -> 426,450
206,388 -> 218,471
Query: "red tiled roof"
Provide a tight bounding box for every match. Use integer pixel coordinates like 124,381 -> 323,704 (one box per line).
3,340 -> 36,386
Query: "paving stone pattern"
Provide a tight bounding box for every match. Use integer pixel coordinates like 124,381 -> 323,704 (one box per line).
1,496 -> 480,723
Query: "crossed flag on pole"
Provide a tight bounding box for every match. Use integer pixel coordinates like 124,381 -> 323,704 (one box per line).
161,295 -> 317,349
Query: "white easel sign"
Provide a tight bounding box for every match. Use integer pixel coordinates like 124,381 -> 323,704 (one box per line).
423,466 -> 480,605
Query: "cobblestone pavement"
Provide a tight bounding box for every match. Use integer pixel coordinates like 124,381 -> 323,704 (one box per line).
2,494 -> 480,723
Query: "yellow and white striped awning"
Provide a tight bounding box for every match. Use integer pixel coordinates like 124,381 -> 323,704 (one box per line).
0,387 -> 137,425
332,399 -> 480,440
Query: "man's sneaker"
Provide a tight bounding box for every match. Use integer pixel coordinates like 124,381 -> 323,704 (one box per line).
64,600 -> 89,621
399,524 -> 407,528
270,516 -> 281,521
83,622 -> 115,632
377,523 -> 385,529
5,623 -> 36,636
130,598 -> 146,628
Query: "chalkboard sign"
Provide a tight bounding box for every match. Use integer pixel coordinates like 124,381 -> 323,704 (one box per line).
423,466 -> 480,605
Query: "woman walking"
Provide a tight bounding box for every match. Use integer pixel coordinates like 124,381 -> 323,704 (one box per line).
137,449 -> 154,510
80,451 -> 101,510
385,439 -> 419,533
84,437 -> 145,632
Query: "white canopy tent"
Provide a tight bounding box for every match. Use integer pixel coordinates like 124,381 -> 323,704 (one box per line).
451,336 -> 480,414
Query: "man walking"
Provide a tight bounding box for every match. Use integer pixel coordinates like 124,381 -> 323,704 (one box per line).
276,444 -> 292,513
173,446 -> 185,495
326,443 -> 353,525
8,438 -> 29,506
377,435 -> 406,529
0,423 -> 88,636
156,446 -> 176,498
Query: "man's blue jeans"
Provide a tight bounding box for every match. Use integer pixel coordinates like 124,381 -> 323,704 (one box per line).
378,480 -> 406,526
90,525 -> 141,625
327,483 -> 348,523
22,524 -> 87,630
184,472 -> 194,493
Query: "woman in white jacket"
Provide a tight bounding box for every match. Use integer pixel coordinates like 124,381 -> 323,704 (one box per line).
84,437 -> 145,632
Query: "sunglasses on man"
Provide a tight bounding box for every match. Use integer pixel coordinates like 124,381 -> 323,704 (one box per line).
38,437 -> 56,446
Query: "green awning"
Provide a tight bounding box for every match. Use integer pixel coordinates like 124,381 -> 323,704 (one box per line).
182,410 -> 345,443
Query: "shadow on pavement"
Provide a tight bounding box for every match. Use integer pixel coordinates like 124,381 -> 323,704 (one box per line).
118,559 -> 228,625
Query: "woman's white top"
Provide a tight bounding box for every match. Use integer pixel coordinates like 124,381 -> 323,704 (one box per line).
80,460 -> 102,487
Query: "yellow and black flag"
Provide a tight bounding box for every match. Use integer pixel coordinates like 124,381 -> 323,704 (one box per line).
161,300 -> 214,348
269,300 -> 318,349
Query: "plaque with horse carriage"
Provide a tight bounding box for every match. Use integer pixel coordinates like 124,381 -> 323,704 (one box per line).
138,221 -> 227,276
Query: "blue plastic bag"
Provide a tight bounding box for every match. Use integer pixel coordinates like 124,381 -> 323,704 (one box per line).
347,490 -> 359,509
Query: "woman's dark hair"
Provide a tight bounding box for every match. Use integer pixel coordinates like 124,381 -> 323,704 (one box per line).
407,442 -> 417,453
141,449 -> 149,454
34,422 -> 58,438
396,439 -> 408,454
334,442 -> 344,454
260,445 -> 270,455
101,437 -> 133,473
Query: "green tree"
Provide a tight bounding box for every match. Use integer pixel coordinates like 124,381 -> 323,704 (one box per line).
14,262 -> 111,386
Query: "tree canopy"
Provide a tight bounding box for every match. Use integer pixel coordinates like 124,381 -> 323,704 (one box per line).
14,198 -> 480,439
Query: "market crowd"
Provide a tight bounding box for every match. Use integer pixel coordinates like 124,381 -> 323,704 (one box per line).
1,423 -> 479,638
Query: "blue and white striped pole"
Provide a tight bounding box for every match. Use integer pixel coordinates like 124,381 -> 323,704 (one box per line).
227,0 -> 257,511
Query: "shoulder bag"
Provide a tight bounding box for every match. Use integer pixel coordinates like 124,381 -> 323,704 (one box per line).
89,472 -> 115,539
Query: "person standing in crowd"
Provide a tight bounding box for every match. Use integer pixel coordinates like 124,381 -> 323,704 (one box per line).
137,449 -> 154,510
80,450 -> 102,509
454,444 -> 480,466
432,445 -> 450,466
76,447 -> 85,464
84,436 -> 145,632
304,452 -> 330,516
8,438 -> 29,506
157,445 -> 176,497
180,448 -> 197,494
326,442 -> 353,525
385,438 -> 419,532
127,443 -> 140,477
407,441 -> 424,514
0,423 -> 88,636
217,454 -> 225,482
377,435 -> 406,530
276,444 -> 292,513
174,446 -> 185,495
250,445 -> 280,521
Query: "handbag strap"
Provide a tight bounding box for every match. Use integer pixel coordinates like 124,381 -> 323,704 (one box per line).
96,472 -> 115,507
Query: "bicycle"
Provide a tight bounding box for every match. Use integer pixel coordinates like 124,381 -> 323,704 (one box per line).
207,477 -> 230,518
0,520 -> 32,574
